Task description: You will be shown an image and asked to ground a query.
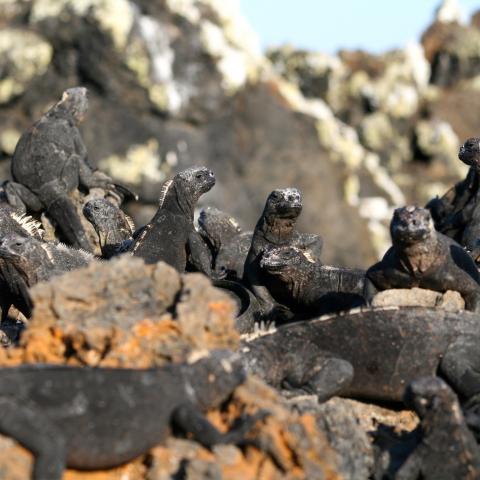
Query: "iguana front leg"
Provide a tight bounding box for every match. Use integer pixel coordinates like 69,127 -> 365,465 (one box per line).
3,181 -> 44,213
282,357 -> 353,402
172,403 -> 267,448
188,231 -> 225,280
0,397 -> 67,480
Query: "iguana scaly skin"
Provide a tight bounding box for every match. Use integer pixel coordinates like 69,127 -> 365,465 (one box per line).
427,137 -> 480,249
0,206 -> 45,320
83,198 -> 134,259
243,306 -> 480,402
0,351 -> 265,480
243,188 -> 323,317
9,87 -> 117,252
260,246 -> 366,317
131,167 -> 220,278
393,377 -> 480,480
241,328 -> 354,402
198,206 -> 253,279
366,206 -> 480,313
0,234 -> 93,316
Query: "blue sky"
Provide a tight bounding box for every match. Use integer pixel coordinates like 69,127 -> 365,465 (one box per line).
240,0 -> 480,53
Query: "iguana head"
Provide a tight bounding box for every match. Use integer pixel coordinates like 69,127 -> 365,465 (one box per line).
404,377 -> 458,419
263,188 -> 302,220
198,206 -> 242,253
260,246 -> 314,279
175,167 -> 216,203
52,87 -> 89,124
0,234 -> 48,281
390,206 -> 434,246
83,198 -> 134,248
183,350 -> 246,410
459,137 -> 480,170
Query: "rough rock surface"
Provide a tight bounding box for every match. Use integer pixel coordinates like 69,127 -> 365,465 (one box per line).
0,256 -> 238,367
371,287 -> 465,310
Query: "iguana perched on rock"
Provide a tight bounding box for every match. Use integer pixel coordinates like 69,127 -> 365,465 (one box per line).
0,351 -> 266,480
0,206 -> 45,321
83,198 -> 135,259
243,188 -> 323,317
392,377 -> 480,480
198,206 -> 253,279
366,206 -> 480,313
241,328 -> 354,402
427,137 -> 480,248
8,87 -> 120,252
131,167 -> 221,278
260,246 -> 366,317
0,234 -> 93,318
243,306 -> 480,402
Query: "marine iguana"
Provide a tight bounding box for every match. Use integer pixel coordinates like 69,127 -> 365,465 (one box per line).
131,167 -> 221,278
241,328 -> 354,402
83,198 -> 135,259
242,306 -> 480,402
0,351 -> 266,480
0,207 -> 45,321
392,377 -> 480,480
259,246 -> 366,317
243,188 -> 323,317
8,87 -> 118,252
0,234 -> 93,318
427,137 -> 480,245
198,206 -> 253,279
366,206 -> 480,313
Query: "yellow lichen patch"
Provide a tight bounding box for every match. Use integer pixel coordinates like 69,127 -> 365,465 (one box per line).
99,139 -> 165,186
0,29 -> 52,104
0,128 -> 21,155
30,0 -> 134,50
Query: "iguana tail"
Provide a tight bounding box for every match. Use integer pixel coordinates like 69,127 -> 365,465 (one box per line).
47,196 -> 93,252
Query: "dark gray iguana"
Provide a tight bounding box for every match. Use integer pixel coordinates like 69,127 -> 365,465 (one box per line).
8,87 -> 119,252
0,234 -> 93,318
241,327 -> 354,402
198,206 -> 253,279
391,377 -> 480,480
243,306 -> 480,402
0,351 -> 266,480
243,188 -> 323,317
427,137 -> 480,249
366,206 -> 480,313
131,167 -> 221,278
260,246 -> 366,317
0,206 -> 45,321
83,198 -> 135,259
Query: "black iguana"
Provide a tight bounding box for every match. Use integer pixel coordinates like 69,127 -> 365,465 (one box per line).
366,206 -> 480,313
0,351 -> 266,480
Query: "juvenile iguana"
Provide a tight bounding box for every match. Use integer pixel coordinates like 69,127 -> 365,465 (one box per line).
366,206 -> 480,313
0,234 -> 93,318
243,306 -> 480,402
260,246 -> 366,317
243,188 -> 323,317
131,167 -> 220,278
83,198 -> 135,259
0,351 -> 266,480
8,87 -> 118,252
393,377 -> 480,480
198,206 -> 253,279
